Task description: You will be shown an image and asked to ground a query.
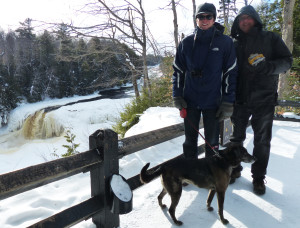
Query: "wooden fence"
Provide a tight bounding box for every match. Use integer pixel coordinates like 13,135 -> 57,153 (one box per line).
0,100 -> 299,227
0,122 -> 189,227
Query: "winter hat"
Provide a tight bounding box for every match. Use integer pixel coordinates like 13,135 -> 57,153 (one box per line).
195,3 -> 217,19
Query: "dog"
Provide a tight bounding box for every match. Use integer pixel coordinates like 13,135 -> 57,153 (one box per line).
140,144 -> 255,225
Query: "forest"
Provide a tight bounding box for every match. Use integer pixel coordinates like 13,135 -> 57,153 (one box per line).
0,20 -> 150,126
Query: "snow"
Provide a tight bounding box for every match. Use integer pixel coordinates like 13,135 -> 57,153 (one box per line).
0,86 -> 300,227
111,174 -> 132,202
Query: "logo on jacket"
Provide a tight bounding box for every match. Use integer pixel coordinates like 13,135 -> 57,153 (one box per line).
212,47 -> 219,51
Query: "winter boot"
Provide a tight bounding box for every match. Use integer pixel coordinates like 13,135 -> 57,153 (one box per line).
253,178 -> 266,195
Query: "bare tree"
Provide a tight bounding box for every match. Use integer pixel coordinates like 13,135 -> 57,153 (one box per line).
192,0 -> 197,29
278,0 -> 295,98
58,0 -> 158,98
95,0 -> 152,97
171,0 -> 179,48
159,1 -> 183,49
218,0 -> 238,34
106,22 -> 140,98
242,0 -> 254,6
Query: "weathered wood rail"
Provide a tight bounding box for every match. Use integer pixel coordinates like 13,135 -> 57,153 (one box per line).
277,100 -> 300,107
0,100 -> 298,227
0,120 -> 190,227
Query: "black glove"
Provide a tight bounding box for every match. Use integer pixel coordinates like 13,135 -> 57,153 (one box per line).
173,96 -> 187,110
216,102 -> 233,121
247,55 -> 274,75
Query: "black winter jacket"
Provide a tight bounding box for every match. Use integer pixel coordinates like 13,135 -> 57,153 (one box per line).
230,5 -> 293,106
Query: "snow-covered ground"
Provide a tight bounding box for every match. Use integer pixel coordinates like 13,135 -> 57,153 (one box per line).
0,71 -> 299,227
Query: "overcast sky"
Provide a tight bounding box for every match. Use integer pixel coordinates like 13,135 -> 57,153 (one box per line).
0,0 -> 261,52
0,0 -> 196,35
0,0 -> 83,30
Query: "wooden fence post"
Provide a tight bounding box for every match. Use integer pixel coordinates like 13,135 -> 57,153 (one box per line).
89,129 -> 119,228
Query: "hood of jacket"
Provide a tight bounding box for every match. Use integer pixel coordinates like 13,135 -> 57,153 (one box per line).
230,5 -> 263,39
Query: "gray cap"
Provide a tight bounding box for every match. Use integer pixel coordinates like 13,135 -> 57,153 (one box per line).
196,3 -> 217,19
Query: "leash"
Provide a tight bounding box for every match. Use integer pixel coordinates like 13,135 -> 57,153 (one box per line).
180,108 -> 221,158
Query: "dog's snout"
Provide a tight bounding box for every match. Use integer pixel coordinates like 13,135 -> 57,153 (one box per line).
242,152 -> 256,163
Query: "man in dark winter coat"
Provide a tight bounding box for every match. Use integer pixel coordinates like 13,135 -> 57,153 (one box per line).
230,5 -> 293,195
172,3 -> 237,159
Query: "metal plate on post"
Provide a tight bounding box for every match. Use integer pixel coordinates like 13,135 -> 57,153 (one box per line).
110,174 -> 133,214
220,118 -> 233,146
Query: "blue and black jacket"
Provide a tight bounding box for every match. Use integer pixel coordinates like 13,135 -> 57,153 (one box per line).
172,22 -> 237,109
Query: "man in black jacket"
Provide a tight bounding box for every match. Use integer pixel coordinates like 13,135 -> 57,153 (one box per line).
230,5 -> 293,195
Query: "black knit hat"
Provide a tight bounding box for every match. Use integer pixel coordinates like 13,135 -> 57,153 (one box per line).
196,3 -> 217,19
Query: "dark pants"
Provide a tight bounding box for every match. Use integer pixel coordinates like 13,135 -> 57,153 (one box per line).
183,108 -> 219,159
230,104 -> 275,179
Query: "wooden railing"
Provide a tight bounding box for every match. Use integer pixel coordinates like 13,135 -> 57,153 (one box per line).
0,121 -> 191,227
0,100 -> 298,227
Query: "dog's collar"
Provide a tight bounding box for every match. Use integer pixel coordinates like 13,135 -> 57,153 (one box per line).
213,150 -> 222,158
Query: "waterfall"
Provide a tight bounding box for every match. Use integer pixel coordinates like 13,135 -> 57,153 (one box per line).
22,110 -> 64,139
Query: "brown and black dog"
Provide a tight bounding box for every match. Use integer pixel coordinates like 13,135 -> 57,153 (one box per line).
140,144 -> 255,225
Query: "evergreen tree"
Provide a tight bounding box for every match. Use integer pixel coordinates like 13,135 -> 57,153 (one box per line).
55,23 -> 75,98
36,30 -> 58,98
256,0 -> 282,35
86,37 -> 105,89
14,18 -> 37,102
4,32 -> 17,81
0,62 -> 18,126
0,23 -> 143,125
73,38 -> 90,95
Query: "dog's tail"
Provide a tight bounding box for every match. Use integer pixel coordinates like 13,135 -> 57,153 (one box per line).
140,163 -> 162,184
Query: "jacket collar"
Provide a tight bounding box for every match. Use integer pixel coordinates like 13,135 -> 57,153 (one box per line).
194,22 -> 224,39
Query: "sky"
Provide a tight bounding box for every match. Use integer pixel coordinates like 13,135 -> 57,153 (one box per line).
0,0 -> 262,53
0,65 -> 300,227
0,0 -> 198,46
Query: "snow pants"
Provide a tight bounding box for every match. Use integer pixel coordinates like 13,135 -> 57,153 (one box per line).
230,104 -> 275,179
183,108 -> 219,159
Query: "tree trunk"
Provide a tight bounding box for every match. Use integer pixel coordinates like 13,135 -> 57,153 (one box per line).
171,0 -> 179,48
142,45 -> 151,97
140,2 -> 151,98
278,0 -> 295,99
192,0 -> 197,29
132,72 -> 140,98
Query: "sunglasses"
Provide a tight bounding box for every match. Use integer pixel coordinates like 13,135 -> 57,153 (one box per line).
197,14 -> 213,20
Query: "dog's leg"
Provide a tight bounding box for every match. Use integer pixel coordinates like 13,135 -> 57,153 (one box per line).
169,191 -> 183,226
206,189 -> 215,211
161,175 -> 183,225
216,191 -> 229,225
158,188 -> 167,209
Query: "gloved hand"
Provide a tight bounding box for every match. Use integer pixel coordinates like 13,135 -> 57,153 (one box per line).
180,108 -> 187,118
216,102 -> 233,121
247,53 -> 274,75
248,53 -> 265,66
173,96 -> 187,110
